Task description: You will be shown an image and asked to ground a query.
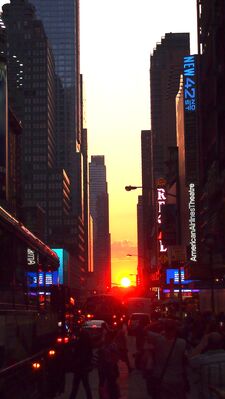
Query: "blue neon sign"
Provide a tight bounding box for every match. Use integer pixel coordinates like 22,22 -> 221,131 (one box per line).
166,269 -> 192,285
27,271 -> 58,287
183,55 -> 196,112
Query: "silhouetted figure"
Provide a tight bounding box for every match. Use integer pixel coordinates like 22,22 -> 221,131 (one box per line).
69,330 -> 93,399
115,324 -> 132,372
189,332 -> 225,399
98,331 -> 120,399
135,318 -> 147,352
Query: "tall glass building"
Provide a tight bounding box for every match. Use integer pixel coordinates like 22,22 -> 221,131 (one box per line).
30,0 -> 81,212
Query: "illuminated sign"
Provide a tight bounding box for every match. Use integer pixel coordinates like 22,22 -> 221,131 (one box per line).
183,55 -> 196,112
189,183 -> 197,261
27,248 -> 37,266
166,268 -> 192,285
183,54 -> 198,185
52,248 -> 68,284
157,188 -> 167,252
27,271 -> 58,287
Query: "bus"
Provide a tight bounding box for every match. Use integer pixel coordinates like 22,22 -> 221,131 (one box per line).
0,206 -> 63,398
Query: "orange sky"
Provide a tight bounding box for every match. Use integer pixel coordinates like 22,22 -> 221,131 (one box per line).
80,0 -> 198,285
0,0 -> 198,286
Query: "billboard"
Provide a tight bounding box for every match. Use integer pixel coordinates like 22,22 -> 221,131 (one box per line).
52,248 -> 69,284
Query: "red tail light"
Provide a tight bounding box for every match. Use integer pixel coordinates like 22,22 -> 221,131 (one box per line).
48,349 -> 56,357
32,362 -> 41,370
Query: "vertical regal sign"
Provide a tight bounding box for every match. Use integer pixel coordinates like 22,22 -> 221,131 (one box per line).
157,187 -> 167,253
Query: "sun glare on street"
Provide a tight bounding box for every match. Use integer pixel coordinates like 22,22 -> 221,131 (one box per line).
120,277 -> 131,287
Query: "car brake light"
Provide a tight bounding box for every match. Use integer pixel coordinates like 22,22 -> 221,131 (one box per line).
48,349 -> 56,357
32,362 -> 41,370
64,337 -> 69,343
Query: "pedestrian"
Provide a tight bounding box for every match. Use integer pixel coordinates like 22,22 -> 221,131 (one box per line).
69,330 -> 93,399
97,331 -> 120,399
135,317 -> 147,352
115,324 -> 132,373
189,332 -> 225,399
146,318 -> 188,399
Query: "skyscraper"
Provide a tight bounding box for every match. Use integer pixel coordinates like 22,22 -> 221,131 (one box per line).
89,156 -> 111,292
30,0 -> 81,213
149,33 -> 190,292
150,33 -> 190,180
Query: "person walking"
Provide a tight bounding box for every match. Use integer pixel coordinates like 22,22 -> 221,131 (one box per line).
97,331 -> 120,399
69,330 -> 93,399
115,324 -> 132,373
146,318 -> 188,399
189,332 -> 225,399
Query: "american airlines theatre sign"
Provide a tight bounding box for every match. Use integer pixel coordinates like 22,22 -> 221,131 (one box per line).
189,183 -> 197,262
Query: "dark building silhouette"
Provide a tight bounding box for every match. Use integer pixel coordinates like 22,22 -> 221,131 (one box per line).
148,33 -> 190,293
197,0 -> 225,275
139,130 -> 156,290
28,0 -> 86,295
150,33 -> 190,181
2,0 -> 86,296
30,0 -> 82,212
89,156 -> 111,292
137,195 -> 144,287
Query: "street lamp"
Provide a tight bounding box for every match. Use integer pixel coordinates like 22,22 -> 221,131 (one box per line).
125,185 -> 143,191
125,185 -> 177,197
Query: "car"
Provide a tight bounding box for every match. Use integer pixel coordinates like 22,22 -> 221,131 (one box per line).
81,319 -> 108,346
127,312 -> 150,335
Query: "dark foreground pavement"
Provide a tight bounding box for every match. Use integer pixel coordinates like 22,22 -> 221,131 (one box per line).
55,335 -> 198,399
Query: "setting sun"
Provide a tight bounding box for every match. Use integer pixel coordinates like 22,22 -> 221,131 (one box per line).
120,277 -> 131,287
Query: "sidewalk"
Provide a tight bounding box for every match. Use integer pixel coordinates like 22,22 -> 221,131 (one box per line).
55,360 -> 149,399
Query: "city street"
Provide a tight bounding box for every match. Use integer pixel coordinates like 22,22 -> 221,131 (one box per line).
56,334 -> 198,399
56,335 -> 149,399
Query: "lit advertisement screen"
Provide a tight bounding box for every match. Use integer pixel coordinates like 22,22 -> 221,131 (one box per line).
52,248 -> 68,284
166,269 -> 192,285
27,271 -> 58,288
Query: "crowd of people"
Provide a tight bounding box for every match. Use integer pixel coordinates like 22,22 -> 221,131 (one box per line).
66,309 -> 225,399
